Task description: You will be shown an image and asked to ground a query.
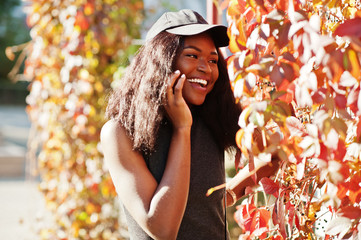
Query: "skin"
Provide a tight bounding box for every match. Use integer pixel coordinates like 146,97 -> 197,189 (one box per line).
100,33 -> 217,240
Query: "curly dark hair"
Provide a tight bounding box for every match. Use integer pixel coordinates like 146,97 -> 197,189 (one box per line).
106,31 -> 241,152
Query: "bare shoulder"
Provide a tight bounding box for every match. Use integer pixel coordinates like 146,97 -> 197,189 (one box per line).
101,119 -> 122,140
100,119 -> 134,158
101,119 -> 128,144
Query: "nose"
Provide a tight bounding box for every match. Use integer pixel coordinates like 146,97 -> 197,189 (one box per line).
197,59 -> 211,74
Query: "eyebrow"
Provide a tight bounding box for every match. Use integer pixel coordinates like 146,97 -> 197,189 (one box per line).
183,45 -> 218,56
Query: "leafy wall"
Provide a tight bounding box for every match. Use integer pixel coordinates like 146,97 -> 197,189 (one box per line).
22,0 -> 143,239
225,0 -> 361,239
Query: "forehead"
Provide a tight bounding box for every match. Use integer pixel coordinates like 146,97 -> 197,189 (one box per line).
182,32 -> 217,51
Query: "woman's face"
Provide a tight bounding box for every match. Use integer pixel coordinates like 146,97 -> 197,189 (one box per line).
174,32 -> 219,106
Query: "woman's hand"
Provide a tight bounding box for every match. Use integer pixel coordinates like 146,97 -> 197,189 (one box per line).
164,70 -> 193,129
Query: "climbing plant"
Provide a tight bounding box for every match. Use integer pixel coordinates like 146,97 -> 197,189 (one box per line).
18,0 -> 143,239
225,0 -> 361,239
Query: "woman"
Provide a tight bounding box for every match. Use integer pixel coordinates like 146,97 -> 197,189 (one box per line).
101,9 -> 278,240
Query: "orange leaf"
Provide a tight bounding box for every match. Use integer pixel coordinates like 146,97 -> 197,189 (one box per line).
278,82 -> 295,104
5,47 -> 16,61
75,11 -> 89,31
337,183 -> 348,199
349,181 -> 361,203
276,0 -> 288,12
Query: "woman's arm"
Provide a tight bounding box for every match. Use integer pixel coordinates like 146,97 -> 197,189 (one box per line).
101,71 -> 192,240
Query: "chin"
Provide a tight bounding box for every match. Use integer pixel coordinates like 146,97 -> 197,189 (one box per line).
186,98 -> 206,106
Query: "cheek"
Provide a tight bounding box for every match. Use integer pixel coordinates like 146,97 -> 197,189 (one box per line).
213,68 -> 219,80
211,69 -> 219,86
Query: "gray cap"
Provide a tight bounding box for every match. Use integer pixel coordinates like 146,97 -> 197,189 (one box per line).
145,9 -> 229,47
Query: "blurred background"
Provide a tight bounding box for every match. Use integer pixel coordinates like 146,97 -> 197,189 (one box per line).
0,0 -> 39,239
0,0 -> 233,239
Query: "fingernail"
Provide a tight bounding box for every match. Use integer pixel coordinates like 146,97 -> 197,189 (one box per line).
181,74 -> 186,78
175,70 -> 180,74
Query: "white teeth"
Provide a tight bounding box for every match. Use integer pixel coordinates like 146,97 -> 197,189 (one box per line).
188,78 -> 208,87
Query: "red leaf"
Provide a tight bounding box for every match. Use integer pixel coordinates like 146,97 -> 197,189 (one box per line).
318,143 -> 329,162
338,206 -> 361,219
270,65 -> 285,88
312,88 -> 327,104
234,203 -> 257,230
287,204 -> 295,226
260,177 -> 279,196
334,17 -> 361,38
249,152 -> 257,183
235,202 -> 271,235
276,21 -> 291,49
278,198 -> 287,238
280,61 -> 296,82
334,140 -> 346,162
294,214 -> 300,230
335,94 -> 347,109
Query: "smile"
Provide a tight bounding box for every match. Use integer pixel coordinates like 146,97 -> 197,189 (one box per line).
187,78 -> 208,88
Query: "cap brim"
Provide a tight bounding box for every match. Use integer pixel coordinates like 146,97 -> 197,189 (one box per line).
166,24 -> 229,47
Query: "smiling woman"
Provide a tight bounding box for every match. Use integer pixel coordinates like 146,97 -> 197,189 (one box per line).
101,9 -> 258,240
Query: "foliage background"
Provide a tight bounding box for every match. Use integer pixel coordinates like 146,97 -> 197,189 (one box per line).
13,0 -> 143,239
225,0 -> 361,239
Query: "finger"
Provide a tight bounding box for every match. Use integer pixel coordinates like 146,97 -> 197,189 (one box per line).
173,74 -> 186,98
168,70 -> 181,91
166,71 -> 181,106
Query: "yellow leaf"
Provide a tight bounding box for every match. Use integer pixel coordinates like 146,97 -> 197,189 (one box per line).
237,18 -> 248,47
348,49 -> 361,79
313,0 -> 324,6
345,6 -> 358,18
236,128 -> 245,149
327,0 -> 338,8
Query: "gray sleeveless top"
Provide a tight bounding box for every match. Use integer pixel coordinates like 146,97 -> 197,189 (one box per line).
123,113 -> 228,239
